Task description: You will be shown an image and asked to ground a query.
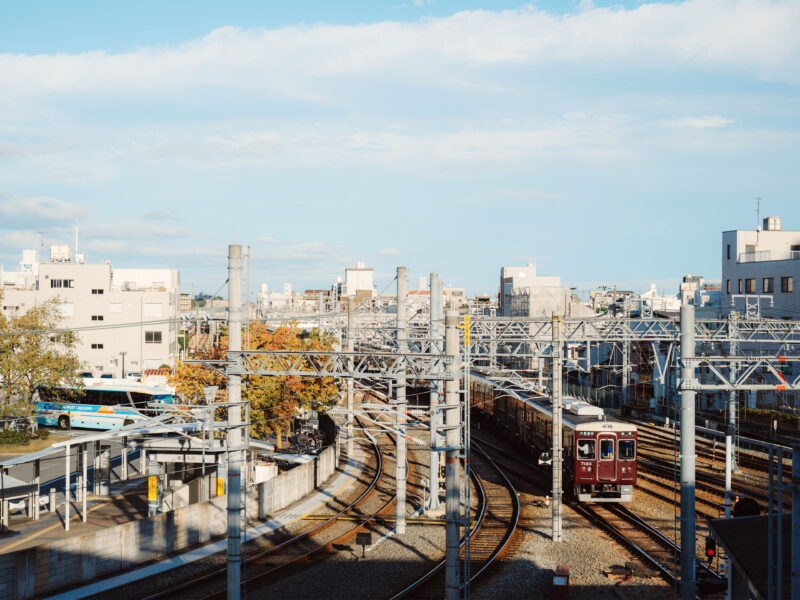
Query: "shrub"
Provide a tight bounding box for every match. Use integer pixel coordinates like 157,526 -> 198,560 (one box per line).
0,429 -> 29,445
37,429 -> 50,440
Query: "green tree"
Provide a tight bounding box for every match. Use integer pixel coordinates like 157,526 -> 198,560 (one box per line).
0,293 -> 84,417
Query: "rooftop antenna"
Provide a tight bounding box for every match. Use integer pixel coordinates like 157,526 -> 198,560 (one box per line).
756,196 -> 761,243
36,231 -> 45,258
756,196 -> 761,228
74,218 -> 79,259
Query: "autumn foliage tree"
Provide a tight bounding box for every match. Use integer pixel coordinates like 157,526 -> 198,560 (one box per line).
170,322 -> 341,443
0,292 -> 83,417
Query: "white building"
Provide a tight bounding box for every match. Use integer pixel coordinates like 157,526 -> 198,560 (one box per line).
1,246 -> 180,376
336,263 -> 375,300
722,216 -> 800,318
500,262 -> 591,317
679,274 -> 705,305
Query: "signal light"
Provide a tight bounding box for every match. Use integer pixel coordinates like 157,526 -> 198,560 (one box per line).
705,536 -> 717,563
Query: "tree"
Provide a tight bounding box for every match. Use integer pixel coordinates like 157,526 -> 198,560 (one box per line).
170,322 -> 341,444
0,292 -> 84,417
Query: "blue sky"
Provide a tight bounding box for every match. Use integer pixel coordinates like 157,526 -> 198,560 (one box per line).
1,0 -> 799,298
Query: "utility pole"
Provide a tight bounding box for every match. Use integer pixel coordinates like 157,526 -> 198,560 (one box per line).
318,292 -> 324,334
725,312 -> 739,520
346,297 -> 355,458
226,244 -> 243,600
622,340 -> 630,410
245,244 -> 250,351
425,272 -> 442,513
679,302 -> 697,600
792,445 -> 800,600
444,310 -> 461,600
395,266 -> 408,535
551,313 -> 564,542
120,351 -> 127,379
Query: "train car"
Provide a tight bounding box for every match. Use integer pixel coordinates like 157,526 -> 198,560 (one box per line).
471,376 -> 637,503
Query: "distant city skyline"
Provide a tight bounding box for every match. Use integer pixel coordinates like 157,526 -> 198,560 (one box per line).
1,1 -> 798,296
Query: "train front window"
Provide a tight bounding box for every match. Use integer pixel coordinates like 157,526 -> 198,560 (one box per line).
600,439 -> 614,460
619,440 -> 636,460
577,440 -> 595,460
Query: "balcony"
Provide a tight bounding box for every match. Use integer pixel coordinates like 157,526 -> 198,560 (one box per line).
738,250 -> 771,263
738,249 -> 800,263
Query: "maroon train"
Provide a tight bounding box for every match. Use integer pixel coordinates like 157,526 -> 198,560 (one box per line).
471,376 -> 637,502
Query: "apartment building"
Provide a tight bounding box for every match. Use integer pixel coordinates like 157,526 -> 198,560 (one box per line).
721,217 -> 800,318
500,262 -> 592,317
1,246 -> 180,376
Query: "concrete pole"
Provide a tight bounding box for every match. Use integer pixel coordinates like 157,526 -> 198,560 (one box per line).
444,310 -> 461,600
64,444 -> 70,531
622,340 -> 630,409
347,297 -> 355,458
791,446 -> 800,600
227,244 -> 243,600
769,446 -> 775,600
82,443 -> 87,522
778,448 -> 784,600
426,272 -> 442,512
121,436 -> 128,482
396,266 -> 408,535
552,313 -> 564,542
727,313 -> 739,523
679,303 -> 697,600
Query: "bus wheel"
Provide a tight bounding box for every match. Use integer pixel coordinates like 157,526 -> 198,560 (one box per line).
58,416 -> 70,430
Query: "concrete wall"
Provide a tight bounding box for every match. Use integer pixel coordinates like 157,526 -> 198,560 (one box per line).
1,442 -> 340,600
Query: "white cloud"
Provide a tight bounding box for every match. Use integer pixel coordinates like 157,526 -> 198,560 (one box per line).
0,191 -> 83,228
667,116 -> 733,129
257,235 -> 280,244
379,246 -> 400,256
0,0 -> 798,102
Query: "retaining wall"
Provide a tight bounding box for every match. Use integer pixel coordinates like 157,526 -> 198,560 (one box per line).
0,441 -> 340,600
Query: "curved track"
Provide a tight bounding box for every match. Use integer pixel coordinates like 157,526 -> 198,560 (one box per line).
387,441 -> 519,600
142,417 -> 392,600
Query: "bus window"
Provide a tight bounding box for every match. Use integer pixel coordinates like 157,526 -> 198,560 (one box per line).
600,439 -> 614,460
577,439 -> 595,460
619,440 -> 636,460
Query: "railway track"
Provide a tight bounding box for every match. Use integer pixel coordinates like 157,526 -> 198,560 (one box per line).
387,442 -> 519,599
142,417 -> 394,600
471,432 -> 726,591
571,501 -> 723,590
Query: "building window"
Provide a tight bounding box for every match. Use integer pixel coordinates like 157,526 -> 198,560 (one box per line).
145,331 -> 162,344
763,278 -> 774,293
91,289 -> 104,295
91,343 -> 104,349
91,315 -> 104,321
738,279 -> 743,293
727,244 -> 731,260
726,280 -> 731,294
50,279 -> 74,289
745,279 -> 756,294
782,277 -> 794,293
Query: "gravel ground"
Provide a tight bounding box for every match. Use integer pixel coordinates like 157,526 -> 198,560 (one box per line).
245,424 -> 449,600
471,428 -> 672,600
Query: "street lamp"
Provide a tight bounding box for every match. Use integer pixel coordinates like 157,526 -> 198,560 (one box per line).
120,351 -> 127,380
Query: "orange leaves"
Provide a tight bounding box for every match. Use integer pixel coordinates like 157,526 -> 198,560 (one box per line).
170,321 -> 341,439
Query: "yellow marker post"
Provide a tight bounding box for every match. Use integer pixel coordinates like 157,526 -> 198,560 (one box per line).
217,478 -> 225,497
148,476 -> 157,501
459,314 -> 470,346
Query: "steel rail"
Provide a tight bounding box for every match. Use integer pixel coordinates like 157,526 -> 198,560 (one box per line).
386,442 -> 519,599
142,417 -> 385,600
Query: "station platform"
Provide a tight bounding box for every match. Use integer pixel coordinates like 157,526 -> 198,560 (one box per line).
41,446 -> 364,600
0,475 -> 149,555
